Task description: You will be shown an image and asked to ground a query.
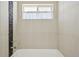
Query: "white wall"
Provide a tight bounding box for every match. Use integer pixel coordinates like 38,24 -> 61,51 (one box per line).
0,1 -> 8,57
58,1 -> 79,57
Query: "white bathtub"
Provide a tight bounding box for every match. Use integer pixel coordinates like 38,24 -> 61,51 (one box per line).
12,49 -> 64,57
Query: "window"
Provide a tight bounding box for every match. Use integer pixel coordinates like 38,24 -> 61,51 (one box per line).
22,4 -> 53,20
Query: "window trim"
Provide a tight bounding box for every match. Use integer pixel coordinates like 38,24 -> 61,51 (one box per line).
22,4 -> 54,20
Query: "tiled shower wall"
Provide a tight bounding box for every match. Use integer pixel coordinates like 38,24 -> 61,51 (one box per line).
0,1 -> 8,57
58,1 -> 79,57
15,1 -> 58,49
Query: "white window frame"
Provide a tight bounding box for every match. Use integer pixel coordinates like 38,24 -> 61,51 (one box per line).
22,4 -> 54,20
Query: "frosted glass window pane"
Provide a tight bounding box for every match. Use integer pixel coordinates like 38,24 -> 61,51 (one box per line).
38,13 -> 52,19
22,4 -> 53,19
23,12 -> 52,19
23,7 -> 37,12
38,7 -> 52,11
23,13 -> 37,19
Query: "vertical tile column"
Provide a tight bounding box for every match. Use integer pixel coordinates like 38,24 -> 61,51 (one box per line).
9,1 -> 13,57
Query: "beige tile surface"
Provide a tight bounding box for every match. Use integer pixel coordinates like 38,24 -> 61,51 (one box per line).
58,1 -> 79,57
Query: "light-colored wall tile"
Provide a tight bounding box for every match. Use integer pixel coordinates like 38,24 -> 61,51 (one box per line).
0,1 -> 8,57
15,1 -> 58,49
58,1 -> 79,57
